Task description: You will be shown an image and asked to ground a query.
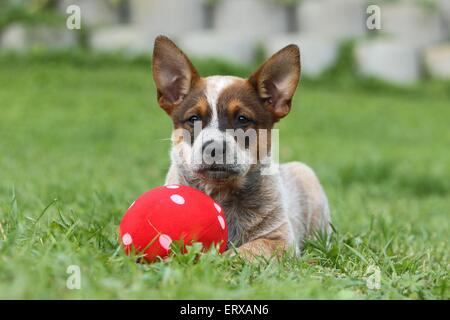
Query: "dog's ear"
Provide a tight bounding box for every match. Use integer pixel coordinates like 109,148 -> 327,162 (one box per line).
152,36 -> 199,115
249,44 -> 300,120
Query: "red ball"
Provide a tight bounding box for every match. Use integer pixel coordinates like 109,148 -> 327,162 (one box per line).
119,184 -> 228,262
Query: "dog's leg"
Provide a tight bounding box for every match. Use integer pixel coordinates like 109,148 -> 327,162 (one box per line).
236,238 -> 287,260
234,223 -> 292,260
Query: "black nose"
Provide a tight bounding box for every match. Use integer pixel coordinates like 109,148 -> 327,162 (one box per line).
202,140 -> 226,158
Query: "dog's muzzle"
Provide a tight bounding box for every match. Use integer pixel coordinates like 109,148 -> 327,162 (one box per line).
194,139 -> 242,180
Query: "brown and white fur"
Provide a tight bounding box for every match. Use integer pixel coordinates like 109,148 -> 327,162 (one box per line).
152,36 -> 331,259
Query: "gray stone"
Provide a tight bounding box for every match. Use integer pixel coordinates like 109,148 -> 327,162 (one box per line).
176,31 -> 257,64
380,2 -> 447,48
215,0 -> 286,35
0,24 -> 27,50
90,26 -> 152,54
297,0 -> 366,40
59,0 -> 118,27
439,0 -> 450,32
130,0 -> 204,39
424,44 -> 450,80
265,34 -> 340,78
355,39 -> 421,85
1,23 -> 77,51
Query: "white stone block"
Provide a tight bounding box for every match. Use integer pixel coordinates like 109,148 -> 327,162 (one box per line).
297,0 -> 366,40
215,0 -> 286,35
1,24 -> 27,50
1,23 -> 77,51
90,26 -> 152,54
380,2 -> 447,48
59,0 -> 118,27
424,44 -> 450,80
130,0 -> 204,39
355,39 -> 421,85
265,34 -> 340,78
176,31 -> 257,64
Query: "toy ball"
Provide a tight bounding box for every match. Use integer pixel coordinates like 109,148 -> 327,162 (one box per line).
119,184 -> 228,262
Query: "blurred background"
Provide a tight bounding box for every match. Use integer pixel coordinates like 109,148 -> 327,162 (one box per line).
1,0 -> 450,83
0,0 -> 449,299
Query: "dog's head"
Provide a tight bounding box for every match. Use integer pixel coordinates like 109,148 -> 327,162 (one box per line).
152,36 -> 300,185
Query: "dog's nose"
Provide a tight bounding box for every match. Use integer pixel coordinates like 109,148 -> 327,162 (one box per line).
202,139 -> 226,159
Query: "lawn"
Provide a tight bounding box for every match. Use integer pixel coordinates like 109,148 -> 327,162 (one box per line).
0,52 -> 448,299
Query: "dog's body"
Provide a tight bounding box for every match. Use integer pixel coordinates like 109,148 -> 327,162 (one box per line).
166,161 -> 330,257
152,36 -> 331,258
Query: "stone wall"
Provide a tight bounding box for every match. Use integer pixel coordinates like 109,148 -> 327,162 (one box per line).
1,0 -> 449,84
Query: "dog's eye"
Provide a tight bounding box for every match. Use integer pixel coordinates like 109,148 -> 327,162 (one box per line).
188,115 -> 201,124
237,115 -> 250,125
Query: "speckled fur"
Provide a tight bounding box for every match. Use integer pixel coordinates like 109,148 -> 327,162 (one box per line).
166,161 -> 330,256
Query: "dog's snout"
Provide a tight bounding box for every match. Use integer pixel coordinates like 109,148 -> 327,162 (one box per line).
202,139 -> 226,158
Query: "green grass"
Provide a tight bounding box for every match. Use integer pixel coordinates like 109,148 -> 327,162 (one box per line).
0,52 -> 448,299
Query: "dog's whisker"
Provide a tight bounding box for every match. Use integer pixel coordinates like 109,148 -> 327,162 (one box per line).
157,138 -> 172,142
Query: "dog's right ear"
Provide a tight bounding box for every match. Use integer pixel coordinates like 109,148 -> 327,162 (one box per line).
152,36 -> 199,115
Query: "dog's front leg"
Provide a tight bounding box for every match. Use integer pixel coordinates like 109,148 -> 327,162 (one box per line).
236,238 -> 287,260
232,223 -> 292,260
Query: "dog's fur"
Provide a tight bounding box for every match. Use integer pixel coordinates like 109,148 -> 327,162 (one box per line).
152,36 -> 331,259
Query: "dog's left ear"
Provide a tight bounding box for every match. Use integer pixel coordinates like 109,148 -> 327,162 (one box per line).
249,44 -> 300,120
152,35 -> 199,115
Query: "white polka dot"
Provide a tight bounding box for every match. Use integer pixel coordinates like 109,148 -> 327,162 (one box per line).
170,194 -> 185,205
128,201 -> 135,210
159,234 -> 172,250
214,202 -> 222,213
217,216 -> 226,230
122,233 -> 133,246
166,185 -> 180,189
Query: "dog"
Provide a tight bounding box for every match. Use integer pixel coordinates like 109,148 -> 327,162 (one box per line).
151,36 -> 331,259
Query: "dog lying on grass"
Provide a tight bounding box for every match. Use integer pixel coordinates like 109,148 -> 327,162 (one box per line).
151,36 -> 331,259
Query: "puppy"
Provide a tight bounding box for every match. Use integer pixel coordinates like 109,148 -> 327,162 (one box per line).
151,36 -> 331,259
